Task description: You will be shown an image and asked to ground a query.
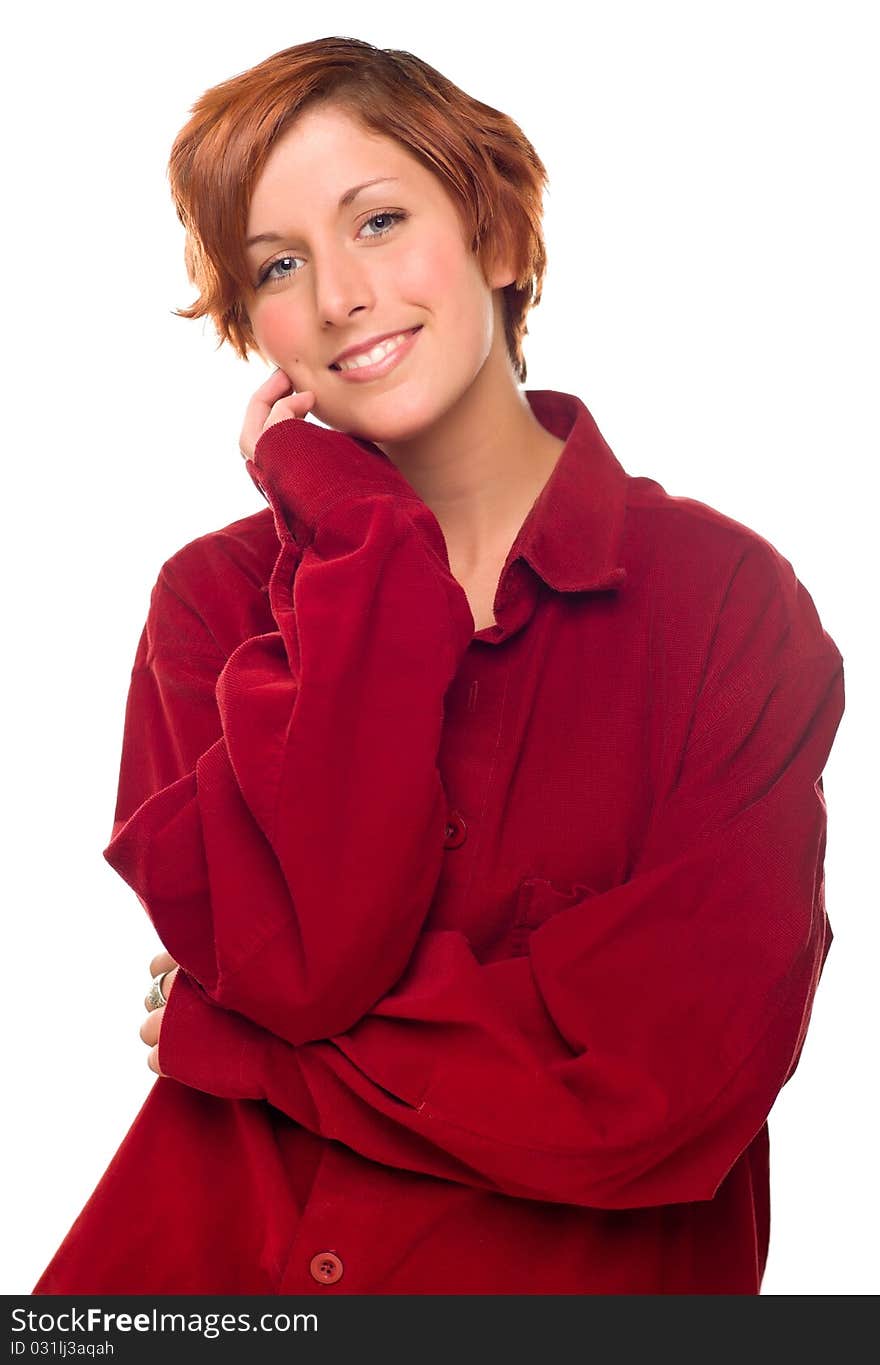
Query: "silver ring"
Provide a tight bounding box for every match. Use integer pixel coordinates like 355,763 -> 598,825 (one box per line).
146,969 -> 172,1011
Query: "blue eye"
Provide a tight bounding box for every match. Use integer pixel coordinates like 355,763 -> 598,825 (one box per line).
257,210 -> 408,287
361,211 -> 406,237
261,256 -> 297,285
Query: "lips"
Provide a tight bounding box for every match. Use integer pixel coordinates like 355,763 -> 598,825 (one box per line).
329,327 -> 422,370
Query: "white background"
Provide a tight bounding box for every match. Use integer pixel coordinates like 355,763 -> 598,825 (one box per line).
3,0 -> 875,1295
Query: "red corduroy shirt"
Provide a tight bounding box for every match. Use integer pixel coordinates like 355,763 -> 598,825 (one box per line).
33,390 -> 845,1295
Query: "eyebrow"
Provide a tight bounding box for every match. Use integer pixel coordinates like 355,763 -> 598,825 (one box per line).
245,178 -> 400,248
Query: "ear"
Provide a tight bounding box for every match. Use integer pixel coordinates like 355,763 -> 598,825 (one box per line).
482,226 -> 518,291
486,249 -> 517,291
489,262 -> 517,290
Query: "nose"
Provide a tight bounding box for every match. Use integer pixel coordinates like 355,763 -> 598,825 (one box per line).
311,245 -> 374,332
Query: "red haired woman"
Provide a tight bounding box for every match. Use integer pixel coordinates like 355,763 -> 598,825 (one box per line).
33,36 -> 844,1295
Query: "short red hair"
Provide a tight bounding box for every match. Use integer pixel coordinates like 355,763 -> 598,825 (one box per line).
168,36 -> 549,383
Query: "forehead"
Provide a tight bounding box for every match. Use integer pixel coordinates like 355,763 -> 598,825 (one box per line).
246,105 -> 439,227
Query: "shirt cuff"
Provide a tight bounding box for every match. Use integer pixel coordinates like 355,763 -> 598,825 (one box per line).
156,967 -> 268,1102
249,417 -> 423,546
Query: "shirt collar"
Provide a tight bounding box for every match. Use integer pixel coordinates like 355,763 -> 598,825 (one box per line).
512,390 -> 629,594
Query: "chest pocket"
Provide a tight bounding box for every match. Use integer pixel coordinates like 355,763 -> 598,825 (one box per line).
506,876 -> 598,958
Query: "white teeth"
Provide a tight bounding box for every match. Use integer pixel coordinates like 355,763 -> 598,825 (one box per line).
336,330 -> 414,372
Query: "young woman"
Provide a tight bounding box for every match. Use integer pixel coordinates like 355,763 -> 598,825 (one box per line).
33,35 -> 845,1295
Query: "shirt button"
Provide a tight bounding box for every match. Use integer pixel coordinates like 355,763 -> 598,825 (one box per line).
443,811 -> 467,848
309,1251 -> 344,1285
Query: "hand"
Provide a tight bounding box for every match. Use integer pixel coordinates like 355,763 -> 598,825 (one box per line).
140,950 -> 180,1077
239,370 -> 316,463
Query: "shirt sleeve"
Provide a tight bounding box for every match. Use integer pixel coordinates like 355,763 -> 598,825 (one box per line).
103,416 -> 475,1044
157,538 -> 845,1210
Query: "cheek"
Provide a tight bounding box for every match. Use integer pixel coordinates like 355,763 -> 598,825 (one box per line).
386,237 -> 451,297
390,239 -> 490,336
252,298 -> 304,364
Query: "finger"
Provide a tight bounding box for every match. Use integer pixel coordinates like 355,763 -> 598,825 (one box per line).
142,965 -> 179,1013
145,960 -> 178,1010
140,1006 -> 163,1047
263,393 -> 317,433
148,1044 -> 162,1077
239,376 -> 315,462
237,368 -> 291,453
149,949 -> 177,977
238,369 -> 293,458
245,387 -> 316,460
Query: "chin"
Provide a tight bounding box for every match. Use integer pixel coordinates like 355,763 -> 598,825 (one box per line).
313,393 -> 434,447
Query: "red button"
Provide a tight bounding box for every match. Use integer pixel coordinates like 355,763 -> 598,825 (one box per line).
309,1251 -> 344,1284
443,811 -> 467,848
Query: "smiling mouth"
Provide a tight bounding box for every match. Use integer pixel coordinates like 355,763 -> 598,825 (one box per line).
329,326 -> 422,372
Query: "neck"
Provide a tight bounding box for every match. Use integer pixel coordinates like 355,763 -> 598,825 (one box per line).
373,366 -> 565,576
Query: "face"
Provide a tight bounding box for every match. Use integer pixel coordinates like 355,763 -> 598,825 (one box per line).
241,103 -> 515,443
